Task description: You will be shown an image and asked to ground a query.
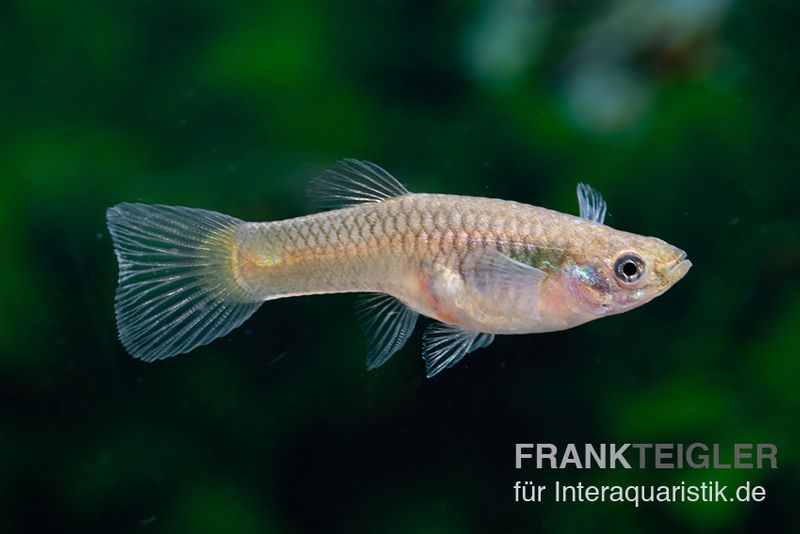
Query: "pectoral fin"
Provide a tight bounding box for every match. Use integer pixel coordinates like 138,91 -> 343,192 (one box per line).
464,248 -> 547,293
422,323 -> 495,378
457,249 -> 546,326
577,183 -> 607,224
355,293 -> 419,370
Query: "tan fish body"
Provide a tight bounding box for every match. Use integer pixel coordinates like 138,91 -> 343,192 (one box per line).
107,160 -> 690,377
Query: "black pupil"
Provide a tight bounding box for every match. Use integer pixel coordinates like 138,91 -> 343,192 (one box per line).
622,261 -> 639,278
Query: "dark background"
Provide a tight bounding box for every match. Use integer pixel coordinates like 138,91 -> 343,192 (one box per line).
3,0 -> 799,532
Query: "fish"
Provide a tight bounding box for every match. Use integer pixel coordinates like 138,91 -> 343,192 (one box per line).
106,159 -> 691,377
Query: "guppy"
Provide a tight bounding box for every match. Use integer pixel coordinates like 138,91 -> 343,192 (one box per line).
107,159 -> 691,377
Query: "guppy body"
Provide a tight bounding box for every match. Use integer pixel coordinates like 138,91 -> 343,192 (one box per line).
107,159 -> 691,377
237,194 -> 604,334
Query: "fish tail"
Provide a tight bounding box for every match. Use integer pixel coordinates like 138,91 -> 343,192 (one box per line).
106,203 -> 261,361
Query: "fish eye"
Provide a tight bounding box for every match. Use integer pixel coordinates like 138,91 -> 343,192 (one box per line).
614,254 -> 645,284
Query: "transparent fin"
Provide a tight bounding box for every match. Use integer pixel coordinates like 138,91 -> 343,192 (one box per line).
422,323 -> 495,378
106,203 -> 262,362
469,332 -> 496,352
465,248 -> 546,303
577,183 -> 607,224
355,293 -> 419,370
307,159 -> 411,210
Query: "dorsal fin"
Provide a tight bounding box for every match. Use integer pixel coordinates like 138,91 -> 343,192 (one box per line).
307,159 -> 411,210
577,183 -> 607,224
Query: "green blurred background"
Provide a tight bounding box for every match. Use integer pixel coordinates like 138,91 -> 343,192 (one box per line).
2,0 -> 799,531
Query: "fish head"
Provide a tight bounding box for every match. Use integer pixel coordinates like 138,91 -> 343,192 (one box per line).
565,233 -> 691,318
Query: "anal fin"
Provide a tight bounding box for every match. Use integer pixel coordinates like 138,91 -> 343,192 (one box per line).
355,293 -> 419,370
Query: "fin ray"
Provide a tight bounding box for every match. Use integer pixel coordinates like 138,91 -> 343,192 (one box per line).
355,293 -> 419,370
422,323 -> 495,378
577,183 -> 607,224
463,249 -> 546,319
107,203 -> 262,362
307,159 -> 411,210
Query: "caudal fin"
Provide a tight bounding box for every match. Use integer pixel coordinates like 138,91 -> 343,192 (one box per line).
106,203 -> 261,361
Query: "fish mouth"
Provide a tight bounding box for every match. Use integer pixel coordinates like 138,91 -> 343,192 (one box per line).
668,250 -> 692,280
